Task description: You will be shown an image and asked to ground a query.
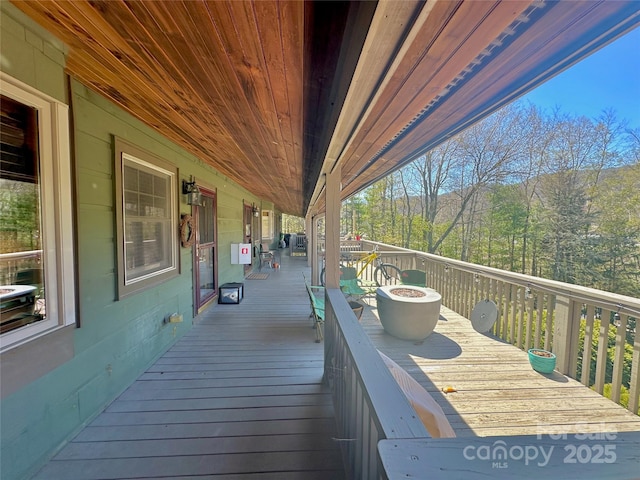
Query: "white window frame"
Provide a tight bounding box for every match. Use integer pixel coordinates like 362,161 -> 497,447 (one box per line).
0,73 -> 76,352
114,138 -> 179,299
261,209 -> 274,241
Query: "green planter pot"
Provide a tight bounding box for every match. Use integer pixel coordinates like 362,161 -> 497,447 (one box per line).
528,348 -> 556,373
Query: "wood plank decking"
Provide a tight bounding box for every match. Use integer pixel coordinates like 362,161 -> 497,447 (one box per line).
32,254 -> 640,479
33,253 -> 346,480
361,303 -> 640,438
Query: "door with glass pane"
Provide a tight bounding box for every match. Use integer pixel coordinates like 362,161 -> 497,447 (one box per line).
243,203 -> 254,275
194,188 -> 217,312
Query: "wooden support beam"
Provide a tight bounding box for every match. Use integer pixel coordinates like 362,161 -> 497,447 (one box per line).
324,168 -> 341,289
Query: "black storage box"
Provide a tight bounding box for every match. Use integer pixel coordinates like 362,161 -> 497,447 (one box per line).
219,282 -> 244,304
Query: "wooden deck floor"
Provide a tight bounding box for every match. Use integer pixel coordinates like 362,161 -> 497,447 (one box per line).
360,301 -> 640,438
32,255 -> 640,479
33,253 -> 346,480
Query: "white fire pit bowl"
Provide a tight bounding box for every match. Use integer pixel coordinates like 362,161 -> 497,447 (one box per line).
376,285 -> 441,340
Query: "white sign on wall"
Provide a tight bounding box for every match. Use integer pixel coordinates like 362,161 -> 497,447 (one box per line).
231,243 -> 252,264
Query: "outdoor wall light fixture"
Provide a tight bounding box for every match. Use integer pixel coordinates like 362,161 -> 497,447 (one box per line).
182,177 -> 202,206
252,204 -> 260,217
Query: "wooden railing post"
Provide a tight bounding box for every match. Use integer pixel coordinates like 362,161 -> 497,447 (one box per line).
310,213 -> 321,285
629,328 -> 640,414
324,168 -> 340,289
594,310 -> 612,394
611,313 -> 628,404
553,295 -> 580,376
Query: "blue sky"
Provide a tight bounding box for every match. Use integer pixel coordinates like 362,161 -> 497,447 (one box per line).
520,27 -> 640,129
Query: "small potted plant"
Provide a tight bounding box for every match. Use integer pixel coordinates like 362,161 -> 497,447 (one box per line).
528,348 -> 556,373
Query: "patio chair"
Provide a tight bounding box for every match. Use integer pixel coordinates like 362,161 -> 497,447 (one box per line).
400,269 -> 427,287
303,273 -> 325,342
339,266 -> 368,300
259,243 -> 274,270
291,234 -> 307,257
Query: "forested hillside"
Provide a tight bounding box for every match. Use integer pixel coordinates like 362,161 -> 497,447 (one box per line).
344,101 -> 640,297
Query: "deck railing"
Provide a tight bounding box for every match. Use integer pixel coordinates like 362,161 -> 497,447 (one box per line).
0,250 -> 42,285
323,288 -> 429,479
355,240 -> 640,415
316,239 -> 639,477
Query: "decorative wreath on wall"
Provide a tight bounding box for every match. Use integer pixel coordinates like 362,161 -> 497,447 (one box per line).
180,214 -> 195,248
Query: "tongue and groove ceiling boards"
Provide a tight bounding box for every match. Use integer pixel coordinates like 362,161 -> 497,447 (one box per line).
11,0 -> 639,216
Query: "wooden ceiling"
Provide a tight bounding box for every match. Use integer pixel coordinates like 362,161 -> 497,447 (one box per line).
11,1 -> 640,217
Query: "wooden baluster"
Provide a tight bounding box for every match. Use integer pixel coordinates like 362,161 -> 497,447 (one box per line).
472,274 -> 480,312
611,313 -> 628,404
534,292 -> 544,349
460,270 -> 465,314
446,266 -> 453,308
509,284 -> 517,344
594,309 -> 611,395
525,291 -> 534,351
501,281 -> 509,342
629,325 -> 640,414
457,269 -> 463,314
467,272 -> 472,317
491,279 -> 499,337
544,295 -> 556,352
581,305 -> 596,386
517,286 -> 525,349
481,276 -> 489,304
501,281 -> 509,341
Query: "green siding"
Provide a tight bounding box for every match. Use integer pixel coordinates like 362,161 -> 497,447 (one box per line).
0,4 -> 261,479
0,4 -> 67,101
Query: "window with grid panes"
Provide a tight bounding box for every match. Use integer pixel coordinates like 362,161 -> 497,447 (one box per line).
114,139 -> 178,298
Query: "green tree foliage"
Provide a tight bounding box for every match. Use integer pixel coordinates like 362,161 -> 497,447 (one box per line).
0,179 -> 41,253
539,175 -> 594,283
341,196 -> 366,238
349,103 -> 639,413
355,102 -> 639,297
589,164 -> 640,296
487,184 -> 529,271
601,384 -> 635,413
282,214 -> 305,234
348,103 -> 638,414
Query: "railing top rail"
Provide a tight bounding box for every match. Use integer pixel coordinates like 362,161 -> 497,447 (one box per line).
0,250 -> 42,260
361,240 -> 640,315
339,250 -> 410,256
319,250 -> 406,258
